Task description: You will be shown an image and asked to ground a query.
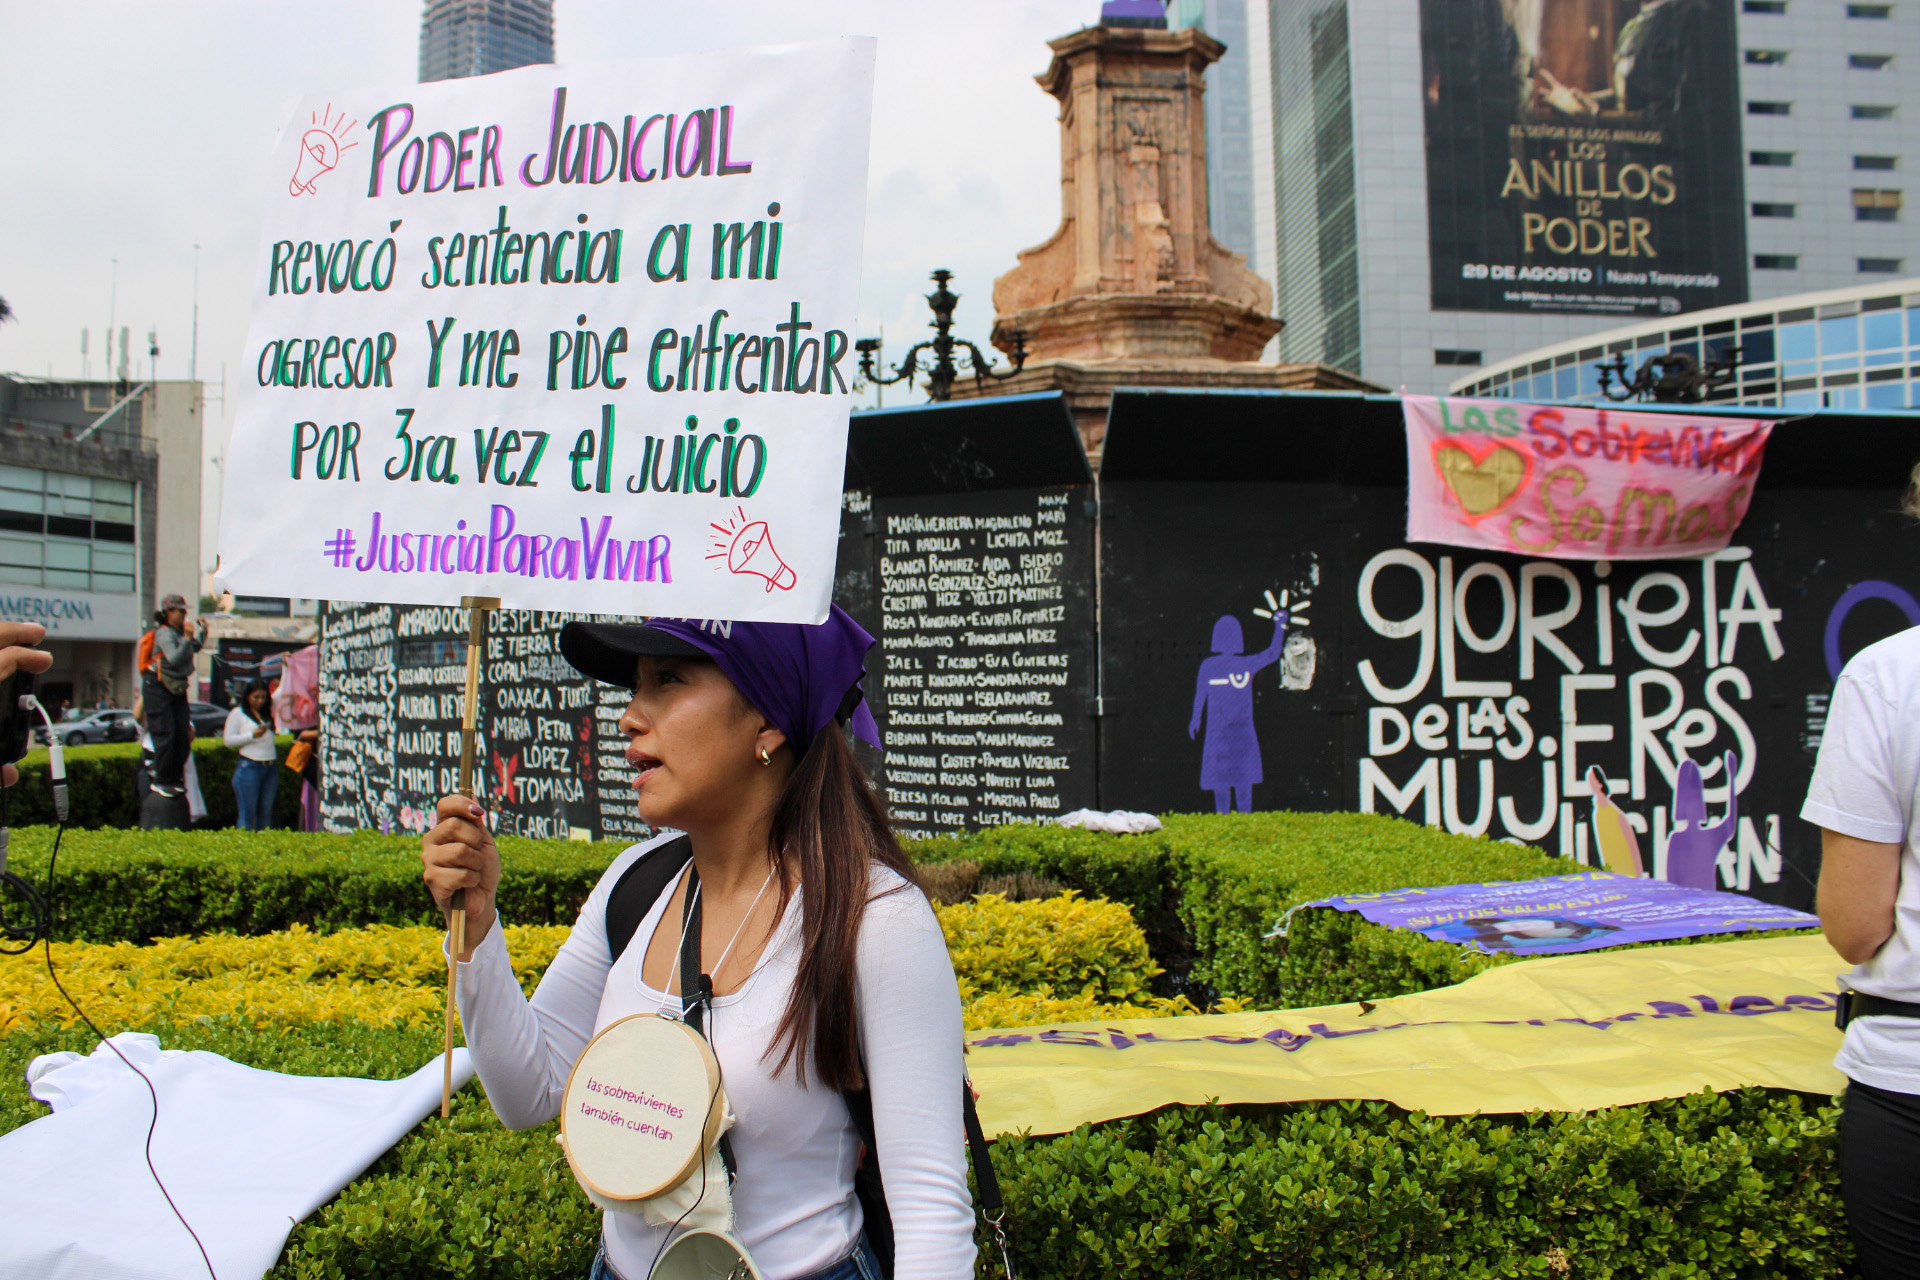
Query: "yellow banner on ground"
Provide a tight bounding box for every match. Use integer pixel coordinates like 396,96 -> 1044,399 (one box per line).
967,935 -> 1848,1138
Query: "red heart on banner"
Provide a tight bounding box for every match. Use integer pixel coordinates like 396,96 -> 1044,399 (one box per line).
1431,439 -> 1533,524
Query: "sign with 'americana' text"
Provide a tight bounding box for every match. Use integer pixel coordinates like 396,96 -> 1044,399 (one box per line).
1404,395 -> 1772,561
217,40 -> 875,622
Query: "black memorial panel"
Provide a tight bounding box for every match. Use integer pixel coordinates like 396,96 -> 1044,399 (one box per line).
1099,393 -> 1920,911
319,602 -> 654,843
870,486 -> 1095,837
317,603 -> 399,833
480,610 -> 604,841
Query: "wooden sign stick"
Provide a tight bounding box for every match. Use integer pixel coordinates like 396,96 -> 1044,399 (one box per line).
444,594 -> 501,1119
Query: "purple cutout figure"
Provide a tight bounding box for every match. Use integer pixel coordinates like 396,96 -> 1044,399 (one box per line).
1189,611 -> 1289,814
1664,751 -> 1739,890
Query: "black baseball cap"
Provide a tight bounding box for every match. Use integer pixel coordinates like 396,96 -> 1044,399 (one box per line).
559,609 -> 881,752
558,622 -> 707,688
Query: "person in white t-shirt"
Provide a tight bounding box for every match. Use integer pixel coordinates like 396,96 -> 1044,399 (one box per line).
1804,478 -> 1920,1276
420,609 -> 973,1280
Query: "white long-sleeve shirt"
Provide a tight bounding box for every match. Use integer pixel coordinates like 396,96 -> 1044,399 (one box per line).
223,708 -> 276,761
456,833 -> 976,1280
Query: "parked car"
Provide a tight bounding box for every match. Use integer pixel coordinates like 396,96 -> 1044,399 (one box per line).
189,702 -> 231,738
40,709 -> 139,747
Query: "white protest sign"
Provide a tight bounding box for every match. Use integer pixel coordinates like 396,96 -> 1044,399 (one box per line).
217,40 -> 875,623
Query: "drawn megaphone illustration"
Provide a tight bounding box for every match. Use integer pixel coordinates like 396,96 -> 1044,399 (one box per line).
291,127 -> 341,196
725,520 -> 796,592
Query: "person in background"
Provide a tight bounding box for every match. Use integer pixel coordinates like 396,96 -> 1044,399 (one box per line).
141,593 -> 205,800
272,644 -> 322,831
1805,463 -> 1920,1277
291,725 -> 321,831
224,679 -> 277,831
131,696 -> 151,805
133,695 -> 206,828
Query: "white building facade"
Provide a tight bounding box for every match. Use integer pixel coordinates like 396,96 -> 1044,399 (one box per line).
0,377 -> 203,709
1452,274 -> 1920,410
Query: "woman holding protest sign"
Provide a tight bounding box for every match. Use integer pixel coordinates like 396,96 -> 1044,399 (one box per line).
1806,466 -> 1920,1276
420,608 -> 975,1280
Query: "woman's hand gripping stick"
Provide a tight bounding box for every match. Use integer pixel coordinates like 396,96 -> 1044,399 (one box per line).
443,595 -> 499,1119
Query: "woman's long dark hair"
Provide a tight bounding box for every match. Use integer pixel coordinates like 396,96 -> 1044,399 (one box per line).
764,726 -> 916,1091
239,679 -> 270,725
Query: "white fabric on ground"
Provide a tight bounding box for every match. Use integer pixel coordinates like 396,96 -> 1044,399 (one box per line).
0,1031 -> 474,1280
25,1031 -> 186,1109
185,750 -> 207,820
1057,809 -> 1163,833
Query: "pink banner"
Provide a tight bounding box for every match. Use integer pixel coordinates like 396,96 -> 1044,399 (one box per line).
1404,396 -> 1772,561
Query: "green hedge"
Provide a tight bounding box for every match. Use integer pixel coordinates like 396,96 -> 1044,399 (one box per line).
0,814 -> 1856,1278
991,1091 -> 1848,1279
0,1017 -> 1851,1279
1,812 -> 1664,1009
7,737 -> 305,830
913,813 -> 1584,1006
5,813 -> 1814,1011
2,826 -> 609,944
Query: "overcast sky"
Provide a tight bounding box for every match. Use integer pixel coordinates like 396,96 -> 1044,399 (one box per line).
0,1 -> 1091,574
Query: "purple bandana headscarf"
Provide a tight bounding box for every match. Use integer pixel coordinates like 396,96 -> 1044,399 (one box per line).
629,607 -> 880,754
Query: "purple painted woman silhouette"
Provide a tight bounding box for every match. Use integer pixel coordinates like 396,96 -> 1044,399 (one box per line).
1664,751 -> 1740,890
1188,611 -> 1289,813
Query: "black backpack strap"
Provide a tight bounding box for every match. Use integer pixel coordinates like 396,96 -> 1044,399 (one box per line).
964,1082 -> 1016,1279
962,1086 -> 1002,1216
604,835 -> 694,964
844,1086 -> 895,1276
677,865 -> 737,1183
677,867 -> 711,1036
845,1077 -> 1003,1279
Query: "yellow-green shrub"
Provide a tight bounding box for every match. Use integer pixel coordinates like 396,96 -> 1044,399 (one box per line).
957,982 -> 1228,1030
0,924 -> 569,1035
1,892 -> 1190,1037
939,891 -> 1159,1002
4,814 -> 1590,1010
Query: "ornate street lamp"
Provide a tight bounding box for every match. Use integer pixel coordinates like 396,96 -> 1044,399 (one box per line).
1594,346 -> 1741,403
857,270 -> 1028,403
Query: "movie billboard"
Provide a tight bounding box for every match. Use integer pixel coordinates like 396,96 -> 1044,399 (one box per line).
1420,0 -> 1747,317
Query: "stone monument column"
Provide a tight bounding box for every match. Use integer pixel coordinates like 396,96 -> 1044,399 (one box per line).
992,22 -> 1277,361
947,7 -> 1378,456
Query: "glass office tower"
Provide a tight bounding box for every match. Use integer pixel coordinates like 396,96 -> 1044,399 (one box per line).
1256,0 -> 1919,393
420,0 -> 554,83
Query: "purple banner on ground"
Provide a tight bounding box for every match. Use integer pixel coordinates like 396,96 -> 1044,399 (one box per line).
1306,872 -> 1818,956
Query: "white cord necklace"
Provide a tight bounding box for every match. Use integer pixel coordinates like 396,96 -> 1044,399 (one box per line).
660,863 -> 778,1017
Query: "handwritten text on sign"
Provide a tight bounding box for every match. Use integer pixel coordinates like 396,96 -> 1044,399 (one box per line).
1403,395 -> 1772,561
577,1076 -> 682,1140
217,40 -> 875,622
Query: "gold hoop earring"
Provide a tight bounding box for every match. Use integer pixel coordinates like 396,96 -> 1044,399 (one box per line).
758,746 -> 772,767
